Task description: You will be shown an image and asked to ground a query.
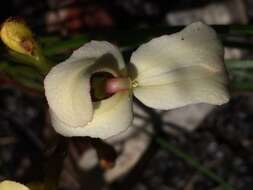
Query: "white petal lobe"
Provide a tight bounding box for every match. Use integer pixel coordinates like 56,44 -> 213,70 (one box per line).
44,59 -> 94,127
131,22 -> 229,108
51,92 -> 133,139
71,41 -> 127,76
134,74 -> 229,109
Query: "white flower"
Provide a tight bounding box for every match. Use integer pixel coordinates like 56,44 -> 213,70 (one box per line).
44,22 -> 229,139
0,180 -> 30,190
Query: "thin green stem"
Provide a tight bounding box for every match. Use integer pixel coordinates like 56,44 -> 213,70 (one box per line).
231,70 -> 253,80
39,25 -> 253,57
229,25 -> 253,35
7,49 -> 52,75
225,60 -> 253,69
43,35 -> 88,56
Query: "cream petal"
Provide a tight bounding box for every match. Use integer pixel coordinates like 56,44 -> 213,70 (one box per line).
0,180 -> 30,190
50,91 -> 133,139
130,22 -> 224,84
133,74 -> 229,109
71,41 -> 127,76
44,59 -> 94,127
130,22 -> 229,109
44,41 -> 127,131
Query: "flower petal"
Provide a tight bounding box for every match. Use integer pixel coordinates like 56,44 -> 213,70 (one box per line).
133,74 -> 229,109
50,91 -> 133,139
44,41 -> 126,130
130,22 -> 229,109
130,22 -> 224,83
0,180 -> 30,190
44,59 -> 94,127
71,41 -> 127,76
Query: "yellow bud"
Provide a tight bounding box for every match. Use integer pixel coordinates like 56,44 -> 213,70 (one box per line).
0,18 -> 36,56
0,180 -> 30,190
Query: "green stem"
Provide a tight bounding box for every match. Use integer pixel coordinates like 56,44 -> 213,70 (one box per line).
225,60 -> 253,69
8,50 -> 52,75
231,70 -> 253,80
229,25 -> 253,35
39,25 -> 253,57
35,54 -> 53,75
43,35 -> 89,56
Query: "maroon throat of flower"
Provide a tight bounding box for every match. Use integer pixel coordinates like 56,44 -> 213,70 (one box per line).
90,72 -> 131,102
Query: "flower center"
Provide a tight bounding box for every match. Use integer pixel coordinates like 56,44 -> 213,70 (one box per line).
105,77 -> 131,94
90,72 -> 131,102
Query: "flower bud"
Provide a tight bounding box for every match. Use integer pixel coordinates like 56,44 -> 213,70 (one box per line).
0,18 -> 36,56
0,180 -> 30,190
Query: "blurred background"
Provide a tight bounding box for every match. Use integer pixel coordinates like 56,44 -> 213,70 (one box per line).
1,0 -> 253,190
